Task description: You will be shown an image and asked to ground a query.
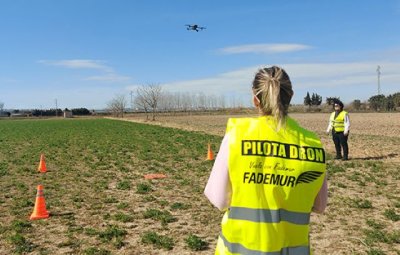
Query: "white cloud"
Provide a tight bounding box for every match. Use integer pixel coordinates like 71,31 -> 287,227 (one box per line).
284,62 -> 400,88
85,73 -> 131,82
163,67 -> 255,95
38,59 -> 112,72
219,43 -> 312,55
160,61 -> 400,104
38,59 -> 131,83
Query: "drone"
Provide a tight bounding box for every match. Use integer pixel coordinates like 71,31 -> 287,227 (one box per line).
185,24 -> 206,32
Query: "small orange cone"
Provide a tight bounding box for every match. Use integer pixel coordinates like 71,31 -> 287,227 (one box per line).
30,185 -> 49,220
38,154 -> 47,173
207,143 -> 214,160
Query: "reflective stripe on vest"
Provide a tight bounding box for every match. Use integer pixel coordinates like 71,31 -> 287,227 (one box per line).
219,233 -> 310,255
330,111 -> 347,132
229,207 -> 310,225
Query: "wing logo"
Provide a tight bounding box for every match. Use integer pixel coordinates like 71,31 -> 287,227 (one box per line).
296,171 -> 324,185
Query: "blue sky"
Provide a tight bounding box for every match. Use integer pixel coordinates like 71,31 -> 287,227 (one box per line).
1,0 -> 399,109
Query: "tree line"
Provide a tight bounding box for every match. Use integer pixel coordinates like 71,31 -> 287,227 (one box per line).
367,92 -> 400,111
30,108 -> 92,116
107,84 -> 236,120
0,106 -> 92,117
303,91 -> 400,111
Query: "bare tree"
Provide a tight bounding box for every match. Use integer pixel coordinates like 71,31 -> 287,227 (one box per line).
181,92 -> 192,111
0,102 -> 4,113
134,89 -> 150,120
107,94 -> 127,117
135,84 -> 162,120
218,95 -> 226,109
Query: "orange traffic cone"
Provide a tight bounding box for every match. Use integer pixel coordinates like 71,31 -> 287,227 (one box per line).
30,185 -> 49,220
207,143 -> 214,160
38,154 -> 47,173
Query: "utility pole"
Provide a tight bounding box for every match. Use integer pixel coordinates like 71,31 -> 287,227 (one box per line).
376,65 -> 381,95
55,99 -> 58,117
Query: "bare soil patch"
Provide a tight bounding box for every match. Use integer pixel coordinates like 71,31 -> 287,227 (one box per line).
122,112 -> 400,162
120,112 -> 400,254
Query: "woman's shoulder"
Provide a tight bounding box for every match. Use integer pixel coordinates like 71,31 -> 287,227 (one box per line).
286,116 -> 322,145
226,116 -> 259,128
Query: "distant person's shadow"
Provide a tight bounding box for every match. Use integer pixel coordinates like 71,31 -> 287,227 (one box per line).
351,153 -> 398,160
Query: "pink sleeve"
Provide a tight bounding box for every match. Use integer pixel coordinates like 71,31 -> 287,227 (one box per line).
204,134 -> 231,211
312,174 -> 328,213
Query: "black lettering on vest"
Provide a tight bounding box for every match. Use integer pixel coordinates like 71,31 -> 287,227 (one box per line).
315,148 -> 324,162
271,143 -> 279,155
257,142 -> 263,155
263,142 -> 271,155
252,141 -> 256,155
299,147 -> 306,160
263,173 -> 270,184
307,148 -> 315,161
278,144 -> 286,157
243,142 -> 252,155
289,145 -> 298,159
279,175 -> 288,186
287,176 -> 296,187
257,173 -> 264,184
243,172 -> 250,183
241,140 -> 325,163
270,174 -> 280,185
249,172 -> 256,183
242,171 -> 320,187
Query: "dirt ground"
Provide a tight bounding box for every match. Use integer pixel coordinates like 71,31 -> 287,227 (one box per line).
1,113 -> 398,254
121,112 -> 400,163
118,112 -> 400,254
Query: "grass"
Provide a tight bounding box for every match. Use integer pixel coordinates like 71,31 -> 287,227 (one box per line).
143,208 -> 177,225
320,157 -> 400,253
383,208 -> 400,221
0,116 -> 399,254
9,233 -> 35,254
113,212 -> 134,223
136,182 -> 153,194
0,118 -> 220,254
98,225 -> 127,248
185,234 -> 208,251
171,202 -> 191,210
348,198 -> 373,209
141,231 -> 174,250
116,180 -> 131,190
83,247 -> 111,255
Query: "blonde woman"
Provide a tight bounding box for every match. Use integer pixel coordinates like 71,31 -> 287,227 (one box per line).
205,66 -> 328,255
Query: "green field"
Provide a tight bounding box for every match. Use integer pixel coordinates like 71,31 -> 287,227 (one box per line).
0,119 -> 222,254
0,118 -> 399,254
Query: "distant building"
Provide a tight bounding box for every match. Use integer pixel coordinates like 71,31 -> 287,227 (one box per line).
0,111 -> 10,117
63,109 -> 73,118
10,112 -> 31,118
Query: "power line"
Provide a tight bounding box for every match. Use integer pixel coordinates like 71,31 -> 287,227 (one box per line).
376,65 -> 381,95
55,99 -> 58,117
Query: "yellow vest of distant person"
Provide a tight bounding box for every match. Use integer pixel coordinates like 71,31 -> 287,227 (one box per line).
215,116 -> 326,255
330,111 -> 348,132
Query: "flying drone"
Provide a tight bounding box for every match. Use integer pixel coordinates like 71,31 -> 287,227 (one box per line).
185,24 -> 206,32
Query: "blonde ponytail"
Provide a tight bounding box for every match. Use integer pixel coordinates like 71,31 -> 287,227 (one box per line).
252,66 -> 293,129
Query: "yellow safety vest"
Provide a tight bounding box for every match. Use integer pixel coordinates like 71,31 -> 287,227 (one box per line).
215,116 -> 326,255
329,111 -> 347,132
